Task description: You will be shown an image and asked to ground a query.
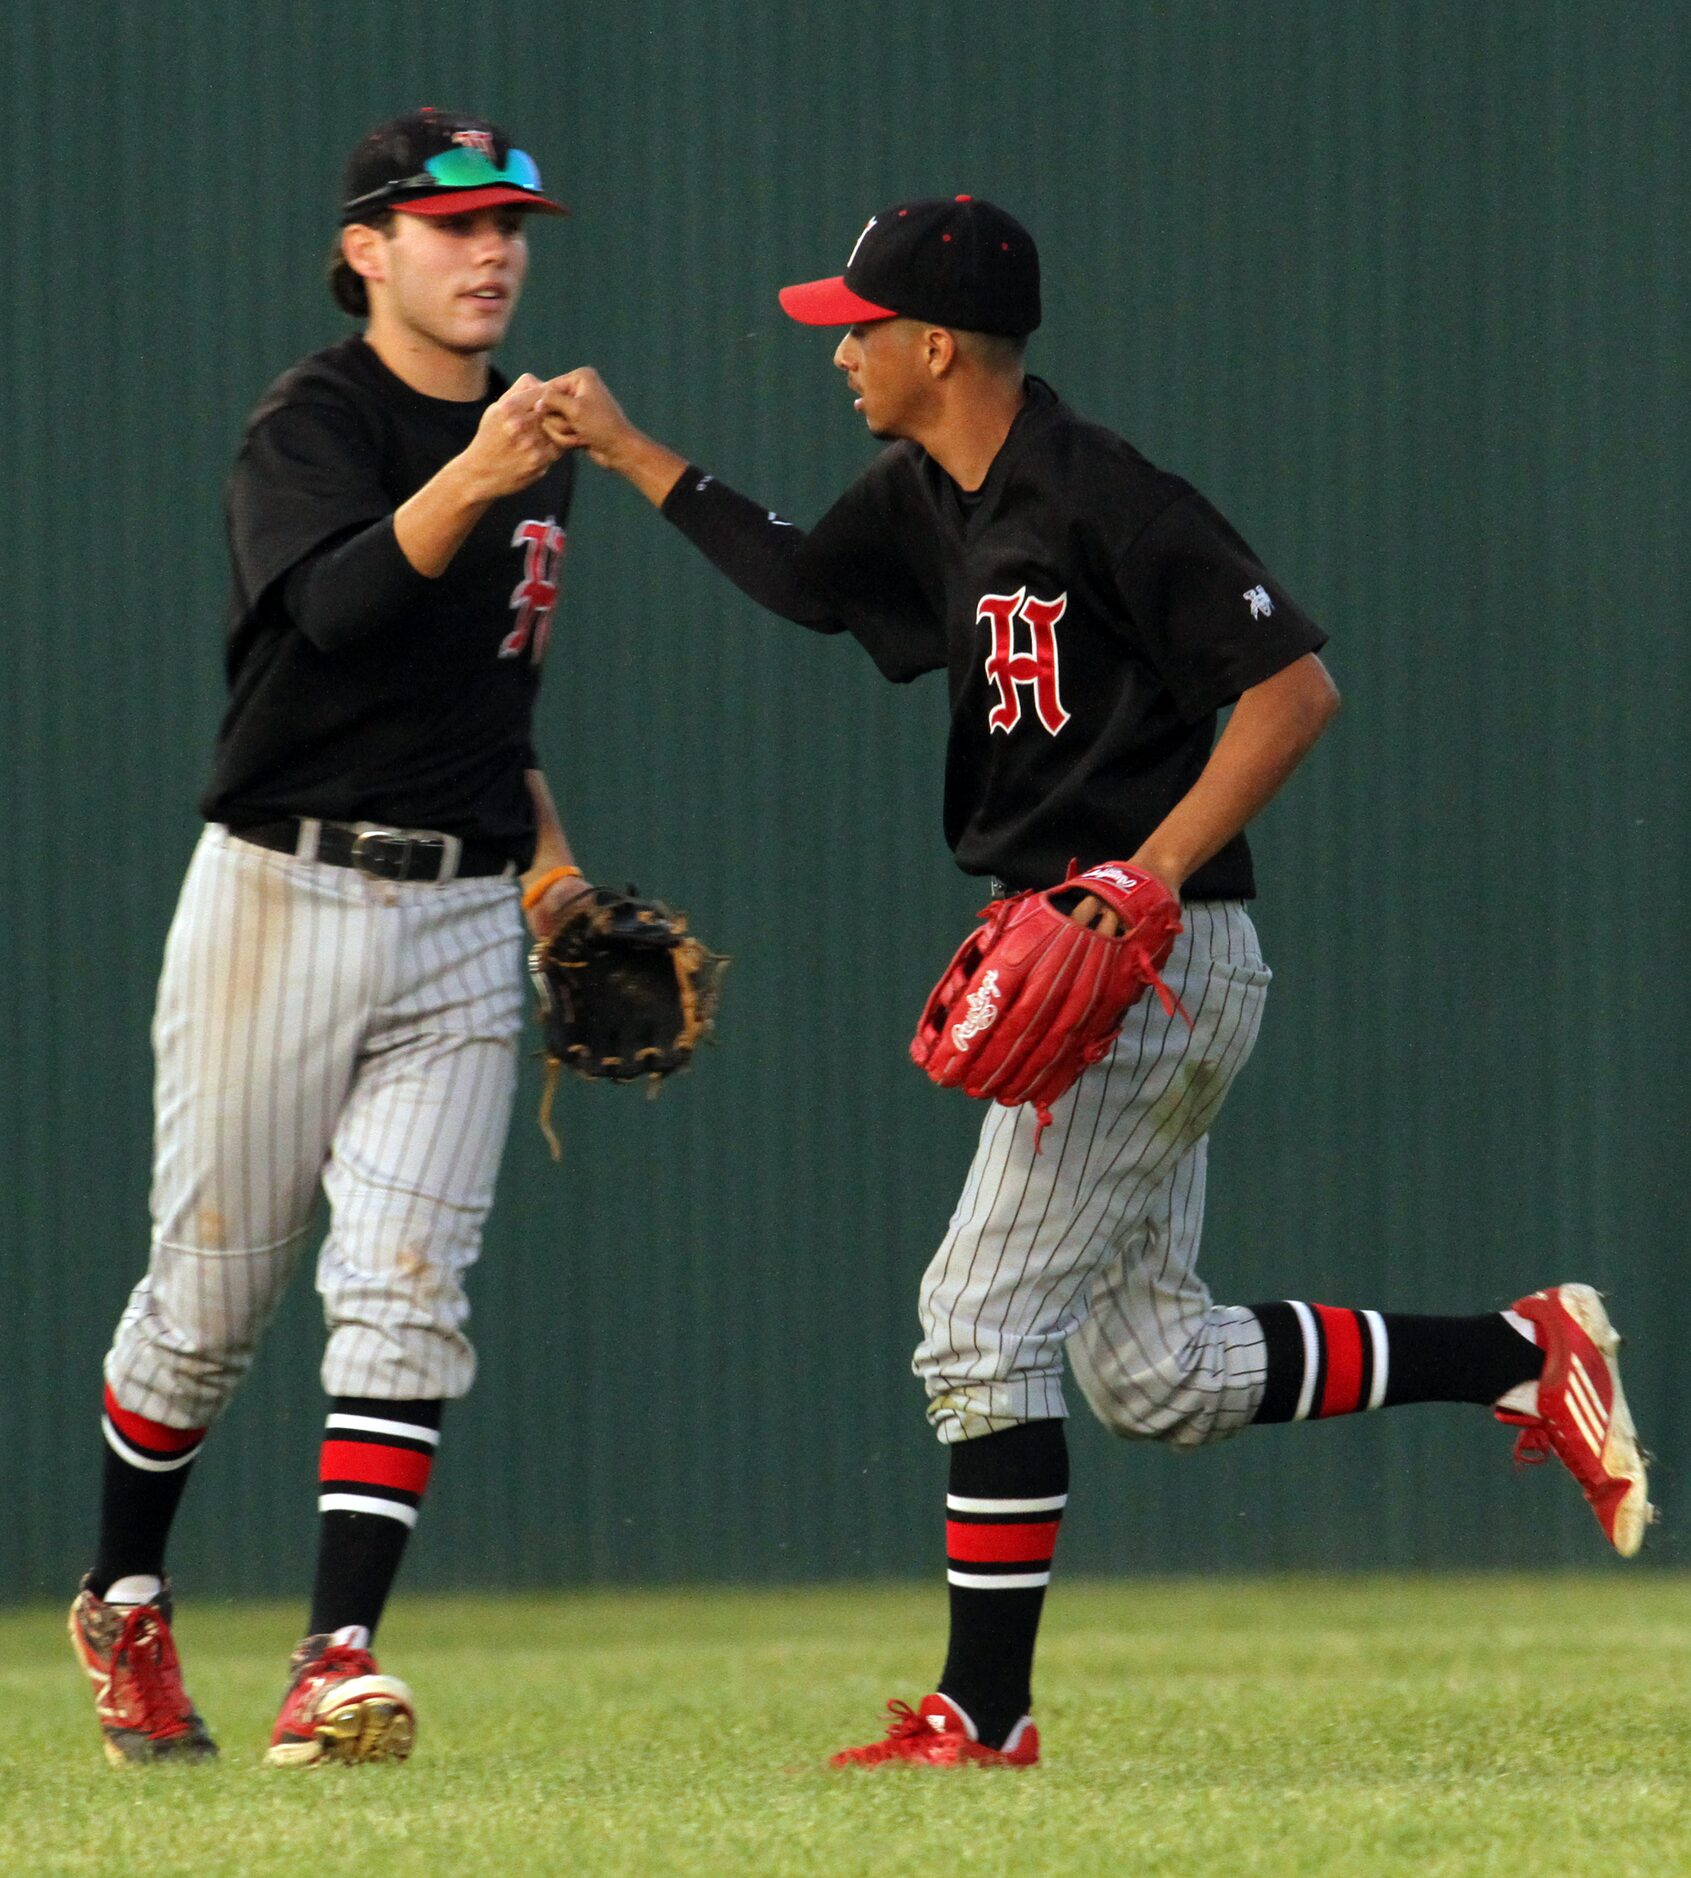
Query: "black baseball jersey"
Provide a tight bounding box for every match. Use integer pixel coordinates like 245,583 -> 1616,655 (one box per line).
201,335 -> 575,865
662,377 -> 1324,897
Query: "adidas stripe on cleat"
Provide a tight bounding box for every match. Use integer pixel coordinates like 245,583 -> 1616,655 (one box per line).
1496,1283 -> 1654,1558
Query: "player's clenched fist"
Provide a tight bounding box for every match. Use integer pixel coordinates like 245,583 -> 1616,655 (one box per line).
456,372 -> 563,498
535,371 -> 690,509
537,369 -> 638,467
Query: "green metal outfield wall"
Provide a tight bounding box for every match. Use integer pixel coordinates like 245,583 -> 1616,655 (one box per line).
2,0 -> 1685,1602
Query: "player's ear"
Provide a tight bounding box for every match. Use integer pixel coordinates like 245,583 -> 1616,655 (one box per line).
924,326 -> 958,378
341,222 -> 389,290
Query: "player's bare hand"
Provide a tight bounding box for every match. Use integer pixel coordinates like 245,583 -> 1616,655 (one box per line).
457,372 -> 563,500
536,369 -> 639,469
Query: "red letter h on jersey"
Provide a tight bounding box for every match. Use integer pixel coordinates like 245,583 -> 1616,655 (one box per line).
980,588 -> 1071,735
502,518 -> 567,662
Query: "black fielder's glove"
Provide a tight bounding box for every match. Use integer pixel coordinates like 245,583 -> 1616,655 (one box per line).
528,886 -> 728,1157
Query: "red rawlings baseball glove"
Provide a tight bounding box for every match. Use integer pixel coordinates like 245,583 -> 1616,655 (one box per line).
910,861 -> 1186,1147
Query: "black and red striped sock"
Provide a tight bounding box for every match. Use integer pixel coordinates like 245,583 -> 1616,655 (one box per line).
937,1419 -> 1069,1751
308,1397 -> 441,1640
90,1385 -> 209,1596
1249,1303 -> 1543,1423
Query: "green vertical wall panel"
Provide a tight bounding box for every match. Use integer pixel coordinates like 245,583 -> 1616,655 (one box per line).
2,0 -> 1684,1601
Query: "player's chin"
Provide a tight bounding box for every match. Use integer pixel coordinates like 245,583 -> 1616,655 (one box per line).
447,303 -> 516,350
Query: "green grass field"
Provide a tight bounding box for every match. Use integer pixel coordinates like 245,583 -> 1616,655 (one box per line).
6,1576 -> 1689,1876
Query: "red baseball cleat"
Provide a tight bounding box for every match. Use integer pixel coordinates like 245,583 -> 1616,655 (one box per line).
265,1635 -> 416,1768
1497,1284 -> 1654,1557
829,1693 -> 1039,1768
68,1576 -> 218,1767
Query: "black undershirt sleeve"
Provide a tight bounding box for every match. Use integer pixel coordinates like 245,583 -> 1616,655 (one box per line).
230,398 -> 440,657
659,466 -> 846,629
660,461 -> 944,683
279,517 -> 437,656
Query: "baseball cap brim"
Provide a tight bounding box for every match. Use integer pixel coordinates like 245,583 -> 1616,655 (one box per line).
396,185 -> 569,218
777,275 -> 897,325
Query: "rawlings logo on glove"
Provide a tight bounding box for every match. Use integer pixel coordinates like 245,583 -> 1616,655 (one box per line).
950,970 -> 1004,1050
1079,864 -> 1143,896
911,861 -> 1186,1148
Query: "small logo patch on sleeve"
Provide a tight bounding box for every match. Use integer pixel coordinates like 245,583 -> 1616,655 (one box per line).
1244,584 -> 1274,619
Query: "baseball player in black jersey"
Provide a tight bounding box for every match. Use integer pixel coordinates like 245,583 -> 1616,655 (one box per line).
542,196 -> 1652,1766
69,110 -> 590,1768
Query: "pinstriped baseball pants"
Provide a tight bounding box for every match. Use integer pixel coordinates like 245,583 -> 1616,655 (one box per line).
916,901 -> 1274,1448
105,824 -> 525,1428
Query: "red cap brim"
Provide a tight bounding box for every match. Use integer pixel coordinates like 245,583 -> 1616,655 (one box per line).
777,275 -> 897,325
396,186 -> 570,218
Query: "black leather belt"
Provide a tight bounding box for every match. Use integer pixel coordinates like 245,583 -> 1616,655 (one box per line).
228,818 -> 515,884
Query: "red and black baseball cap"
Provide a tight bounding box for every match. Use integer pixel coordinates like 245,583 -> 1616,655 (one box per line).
779,196 -> 1040,337
340,108 -> 567,223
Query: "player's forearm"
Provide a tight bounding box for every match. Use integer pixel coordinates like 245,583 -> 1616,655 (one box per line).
597,429 -> 688,509
521,768 -> 594,936
393,458 -> 499,577
523,769 -> 581,879
1133,653 -> 1340,891
397,373 -> 561,577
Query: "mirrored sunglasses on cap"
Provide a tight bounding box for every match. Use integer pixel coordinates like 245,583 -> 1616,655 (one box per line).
342,146 -> 567,219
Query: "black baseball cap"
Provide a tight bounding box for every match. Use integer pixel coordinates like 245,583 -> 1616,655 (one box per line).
340,108 -> 567,224
779,195 -> 1040,336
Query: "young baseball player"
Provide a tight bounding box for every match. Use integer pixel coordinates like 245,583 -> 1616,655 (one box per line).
540,196 -> 1652,1767
70,109 -> 588,1768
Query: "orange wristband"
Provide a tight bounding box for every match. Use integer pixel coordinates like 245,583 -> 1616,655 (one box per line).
522,864 -> 582,912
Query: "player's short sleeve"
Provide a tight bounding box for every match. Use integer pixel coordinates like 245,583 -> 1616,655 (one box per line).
226,397 -> 391,610
1112,489 -> 1327,722
797,461 -> 945,683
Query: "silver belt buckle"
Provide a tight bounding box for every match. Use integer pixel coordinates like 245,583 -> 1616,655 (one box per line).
349,823 -> 459,883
